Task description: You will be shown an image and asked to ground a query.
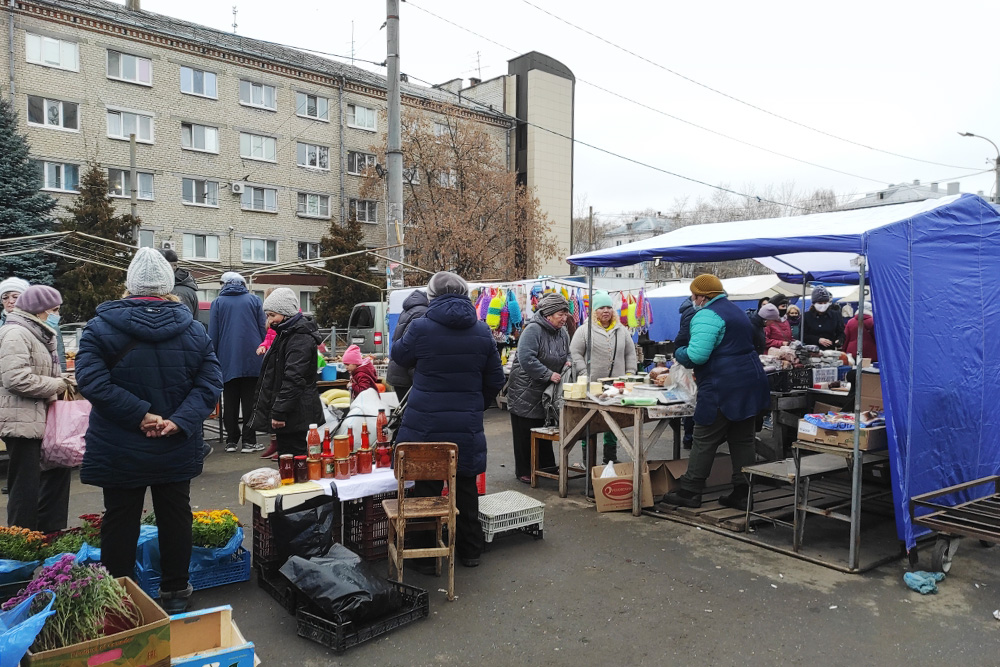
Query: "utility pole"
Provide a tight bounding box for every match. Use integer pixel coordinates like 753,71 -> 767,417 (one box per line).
588,205 -> 594,251
129,133 -> 138,244
958,131 -> 1000,203
386,0 -> 404,290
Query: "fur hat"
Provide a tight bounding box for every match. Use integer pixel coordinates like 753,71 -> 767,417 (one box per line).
690,274 -> 724,297
261,287 -> 299,317
16,285 -> 61,314
126,247 -> 175,296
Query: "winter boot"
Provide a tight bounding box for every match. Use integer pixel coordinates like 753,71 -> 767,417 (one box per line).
158,583 -> 193,615
659,489 -> 702,509
718,486 -> 752,512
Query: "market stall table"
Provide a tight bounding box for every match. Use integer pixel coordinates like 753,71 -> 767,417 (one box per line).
559,398 -> 694,516
239,468 -> 409,517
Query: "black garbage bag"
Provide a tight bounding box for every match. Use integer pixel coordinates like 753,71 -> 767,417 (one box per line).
270,494 -> 339,563
279,545 -> 403,623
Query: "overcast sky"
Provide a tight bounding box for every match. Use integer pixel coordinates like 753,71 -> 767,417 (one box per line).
141,0 -> 1000,218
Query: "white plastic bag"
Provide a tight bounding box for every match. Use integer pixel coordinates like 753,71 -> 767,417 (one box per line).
666,363 -> 697,408
599,461 -> 617,478
334,388 -> 388,439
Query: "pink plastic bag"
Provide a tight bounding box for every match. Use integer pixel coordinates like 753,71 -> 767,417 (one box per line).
40,395 -> 91,471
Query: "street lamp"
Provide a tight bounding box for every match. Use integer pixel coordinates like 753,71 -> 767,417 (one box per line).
958,132 -> 1000,204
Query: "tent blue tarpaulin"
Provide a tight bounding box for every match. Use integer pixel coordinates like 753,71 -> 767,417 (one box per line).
567,194 -> 1000,549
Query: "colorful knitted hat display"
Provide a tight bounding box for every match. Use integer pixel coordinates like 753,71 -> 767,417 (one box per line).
486,289 -> 504,329
507,288 -> 522,330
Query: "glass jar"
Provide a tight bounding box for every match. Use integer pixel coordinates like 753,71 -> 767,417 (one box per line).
278,454 -> 295,485
348,452 -> 358,476
293,455 -> 309,484
322,454 -> 336,479
333,435 -> 350,459
357,448 -> 373,475
307,456 -> 322,481
334,457 -> 350,480
375,443 -> 392,469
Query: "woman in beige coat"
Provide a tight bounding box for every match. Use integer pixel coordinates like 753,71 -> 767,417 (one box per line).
0,285 -> 74,532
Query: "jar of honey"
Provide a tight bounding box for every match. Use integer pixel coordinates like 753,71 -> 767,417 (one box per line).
307,456 -> 322,481
278,454 -> 295,485
322,454 -> 336,478
334,457 -> 350,480
293,455 -> 308,484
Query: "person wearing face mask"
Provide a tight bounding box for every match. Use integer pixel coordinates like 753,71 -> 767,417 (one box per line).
0,277 -> 30,327
787,304 -> 802,340
249,288 -> 324,457
660,274 -> 769,511
0,284 -> 76,532
570,290 -> 637,464
803,286 -> 844,350
763,295 -> 793,350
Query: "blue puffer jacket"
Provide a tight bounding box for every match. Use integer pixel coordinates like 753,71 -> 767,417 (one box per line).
77,298 -> 223,488
209,282 -> 267,382
391,294 -> 504,476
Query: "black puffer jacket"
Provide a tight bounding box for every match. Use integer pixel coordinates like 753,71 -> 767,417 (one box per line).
386,290 -> 428,388
674,298 -> 695,347
507,311 -> 570,420
748,312 -> 767,354
250,313 -> 324,433
172,268 -> 199,316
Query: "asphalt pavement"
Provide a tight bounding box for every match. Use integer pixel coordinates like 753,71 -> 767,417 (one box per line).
3,408 -> 998,666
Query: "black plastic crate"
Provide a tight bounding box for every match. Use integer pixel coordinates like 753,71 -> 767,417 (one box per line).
253,503 -> 342,571
343,492 -> 395,562
789,368 -> 814,389
255,562 -> 299,615
295,581 -> 429,653
766,370 -> 790,393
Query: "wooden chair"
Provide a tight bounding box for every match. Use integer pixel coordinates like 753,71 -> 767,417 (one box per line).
381,442 -> 459,601
530,427 -> 595,488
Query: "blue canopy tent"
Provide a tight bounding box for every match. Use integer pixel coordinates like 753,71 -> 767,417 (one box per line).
568,194 -> 1000,564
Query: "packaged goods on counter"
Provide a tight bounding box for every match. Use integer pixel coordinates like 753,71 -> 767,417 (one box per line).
241,468 -> 281,490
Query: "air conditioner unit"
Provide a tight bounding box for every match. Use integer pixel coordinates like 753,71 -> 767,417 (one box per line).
161,241 -> 174,251
231,182 -> 245,194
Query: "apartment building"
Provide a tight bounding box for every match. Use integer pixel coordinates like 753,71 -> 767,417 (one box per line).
2,0 -> 573,308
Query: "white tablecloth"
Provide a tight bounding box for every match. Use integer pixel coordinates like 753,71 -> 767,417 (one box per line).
313,467 -> 412,502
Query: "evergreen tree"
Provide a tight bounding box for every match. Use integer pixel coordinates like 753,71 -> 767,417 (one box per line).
313,214 -> 380,327
0,97 -> 57,284
56,163 -> 137,322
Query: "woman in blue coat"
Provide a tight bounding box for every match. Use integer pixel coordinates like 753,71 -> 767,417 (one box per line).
391,272 -> 504,567
76,248 -> 223,614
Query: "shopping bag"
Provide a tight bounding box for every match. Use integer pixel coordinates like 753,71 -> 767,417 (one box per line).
271,494 -> 339,565
0,591 -> 56,667
40,391 -> 91,471
666,363 -> 698,407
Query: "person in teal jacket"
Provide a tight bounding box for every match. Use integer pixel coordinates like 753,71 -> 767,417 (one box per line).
660,274 -> 769,511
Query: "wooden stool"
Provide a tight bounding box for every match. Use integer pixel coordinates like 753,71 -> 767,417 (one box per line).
530,427 -> 594,488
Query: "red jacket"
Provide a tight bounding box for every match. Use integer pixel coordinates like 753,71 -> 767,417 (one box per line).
764,319 -> 793,350
843,313 -> 877,362
350,360 -> 379,398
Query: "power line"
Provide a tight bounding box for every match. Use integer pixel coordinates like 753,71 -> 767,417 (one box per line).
517,0 -> 978,171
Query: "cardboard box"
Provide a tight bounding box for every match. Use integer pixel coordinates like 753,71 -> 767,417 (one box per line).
171,606 -> 259,667
813,401 -> 842,414
27,577 -> 170,667
797,419 -> 887,451
592,462 -> 654,512
647,456 -> 734,496
859,371 -> 883,413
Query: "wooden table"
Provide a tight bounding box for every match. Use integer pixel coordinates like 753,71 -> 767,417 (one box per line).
559,399 -> 693,516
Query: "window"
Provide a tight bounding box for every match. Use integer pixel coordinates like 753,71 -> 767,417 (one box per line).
181,123 -> 219,153
242,238 -> 277,263
438,169 -> 457,188
182,178 -> 219,207
349,199 -> 378,223
27,96 -> 79,131
403,166 -> 420,185
296,142 -> 329,170
300,291 -> 314,314
241,185 -> 277,212
239,80 -> 276,110
298,242 -> 321,260
107,169 -> 154,200
239,133 -> 276,162
107,109 -> 154,143
26,33 -> 78,71
183,233 -> 219,260
433,121 -> 449,137
347,151 -> 375,175
297,193 -> 330,218
347,104 -> 376,131
180,66 -> 217,98
295,92 -> 328,121
31,160 -> 79,192
107,50 -> 152,85
197,289 -> 220,301
137,230 -> 155,248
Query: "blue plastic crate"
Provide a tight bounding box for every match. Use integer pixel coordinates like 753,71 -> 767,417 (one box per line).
837,365 -> 852,381
135,546 -> 251,599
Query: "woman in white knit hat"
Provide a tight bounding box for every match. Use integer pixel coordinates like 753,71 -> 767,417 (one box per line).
0,276 -> 30,327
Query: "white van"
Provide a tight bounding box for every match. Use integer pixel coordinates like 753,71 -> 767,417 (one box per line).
347,301 -> 388,354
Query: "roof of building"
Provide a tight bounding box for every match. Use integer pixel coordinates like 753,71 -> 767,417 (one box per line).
46,0 -> 508,119
840,181 -> 960,210
605,216 -> 675,237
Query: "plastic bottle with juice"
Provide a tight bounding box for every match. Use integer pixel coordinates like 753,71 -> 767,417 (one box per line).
306,424 -> 321,457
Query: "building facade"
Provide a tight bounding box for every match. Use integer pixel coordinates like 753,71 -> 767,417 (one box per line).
2,0 -> 572,311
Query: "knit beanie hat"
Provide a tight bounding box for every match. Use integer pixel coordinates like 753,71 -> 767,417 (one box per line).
427,271 -> 469,300
261,287 -> 299,317
126,247 -> 175,296
690,274 -> 724,297
0,277 -> 30,298
811,285 -> 832,303
220,271 -> 246,285
16,285 -> 61,314
758,303 -> 781,322
591,290 -> 613,310
770,294 -> 789,308
342,344 -> 363,365
536,292 -> 569,317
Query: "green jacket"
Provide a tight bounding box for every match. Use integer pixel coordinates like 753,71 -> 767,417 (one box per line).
675,294 -> 727,367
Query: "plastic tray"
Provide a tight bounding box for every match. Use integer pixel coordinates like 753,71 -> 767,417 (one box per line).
343,491 -> 395,561
478,490 -> 545,543
135,546 -> 251,599
295,581 -> 428,654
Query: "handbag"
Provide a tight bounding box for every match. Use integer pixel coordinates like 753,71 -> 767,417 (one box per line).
40,390 -> 91,471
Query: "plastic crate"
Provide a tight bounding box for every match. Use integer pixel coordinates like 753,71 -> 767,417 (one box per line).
766,370 -> 790,393
343,492 -> 395,561
253,502 -> 342,571
812,367 -> 838,385
135,546 -> 251,599
789,368 -> 814,389
837,365 -> 852,381
478,490 -> 545,543
295,581 -> 429,654
255,563 -> 299,615
0,579 -> 31,605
